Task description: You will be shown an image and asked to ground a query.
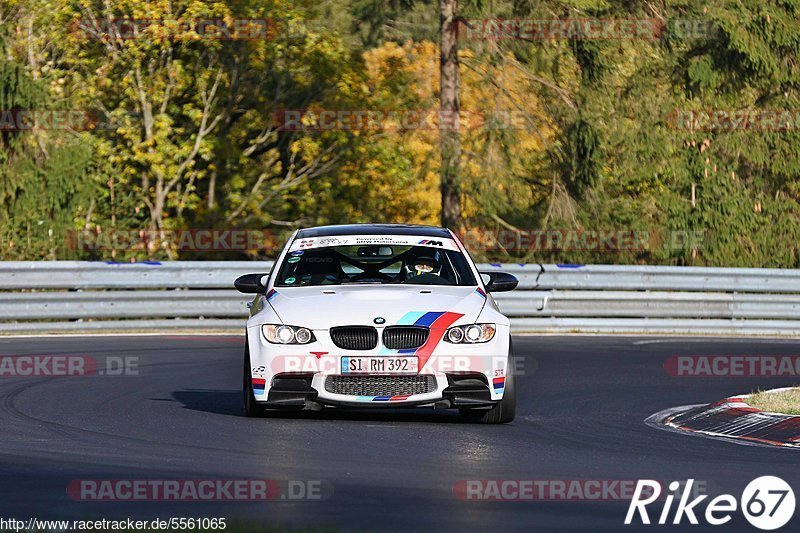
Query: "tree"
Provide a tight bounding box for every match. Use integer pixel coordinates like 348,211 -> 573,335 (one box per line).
439,0 -> 461,229
352,0 -> 470,229
0,0 -> 94,260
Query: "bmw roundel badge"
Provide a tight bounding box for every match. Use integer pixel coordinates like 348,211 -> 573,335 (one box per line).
374,317 -> 386,324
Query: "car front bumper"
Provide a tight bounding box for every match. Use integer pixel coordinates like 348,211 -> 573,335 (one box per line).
246,324 -> 511,408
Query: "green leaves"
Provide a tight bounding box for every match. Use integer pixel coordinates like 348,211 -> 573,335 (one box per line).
1,0 -> 800,266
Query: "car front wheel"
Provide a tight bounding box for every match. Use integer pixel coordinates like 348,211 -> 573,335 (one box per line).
461,341 -> 517,424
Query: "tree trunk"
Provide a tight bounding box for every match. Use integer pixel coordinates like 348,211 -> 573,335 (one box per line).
439,0 -> 461,230
208,168 -> 217,209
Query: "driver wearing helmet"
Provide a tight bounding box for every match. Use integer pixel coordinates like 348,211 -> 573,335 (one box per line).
402,249 -> 450,285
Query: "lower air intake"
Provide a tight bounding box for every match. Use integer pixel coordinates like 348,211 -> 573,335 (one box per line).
324,375 -> 437,397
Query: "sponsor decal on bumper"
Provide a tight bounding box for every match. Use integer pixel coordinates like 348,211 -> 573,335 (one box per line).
252,377 -> 266,395
492,376 -> 506,394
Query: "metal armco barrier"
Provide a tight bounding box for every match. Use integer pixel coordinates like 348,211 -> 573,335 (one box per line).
1,261 -> 800,335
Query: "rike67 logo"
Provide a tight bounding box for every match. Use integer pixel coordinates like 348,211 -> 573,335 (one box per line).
626,477 -> 795,530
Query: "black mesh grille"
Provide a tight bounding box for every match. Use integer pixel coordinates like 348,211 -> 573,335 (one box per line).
325,375 -> 437,396
382,326 -> 429,349
330,326 -> 378,350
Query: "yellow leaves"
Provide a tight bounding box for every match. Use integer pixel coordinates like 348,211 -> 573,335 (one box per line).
363,41 -> 409,82
405,137 -> 432,161
291,138 -> 321,159
348,40 -> 553,220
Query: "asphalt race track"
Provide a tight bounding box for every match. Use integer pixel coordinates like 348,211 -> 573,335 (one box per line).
1,335 -> 798,532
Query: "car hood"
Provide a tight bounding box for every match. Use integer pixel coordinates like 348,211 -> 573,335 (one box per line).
265,285 -> 486,329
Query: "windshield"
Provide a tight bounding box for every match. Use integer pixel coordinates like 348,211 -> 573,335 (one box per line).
275,243 -> 476,287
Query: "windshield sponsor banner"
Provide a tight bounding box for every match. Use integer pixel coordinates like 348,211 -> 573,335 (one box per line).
289,235 -> 459,251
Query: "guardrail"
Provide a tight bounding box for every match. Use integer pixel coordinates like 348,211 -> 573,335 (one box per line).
1,261 -> 799,335
0,261 -> 269,333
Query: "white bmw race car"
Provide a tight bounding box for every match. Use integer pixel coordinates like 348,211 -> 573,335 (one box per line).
235,224 -> 519,423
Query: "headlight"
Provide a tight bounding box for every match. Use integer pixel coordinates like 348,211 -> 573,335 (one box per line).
444,323 -> 496,344
294,327 -> 313,344
262,324 -> 316,344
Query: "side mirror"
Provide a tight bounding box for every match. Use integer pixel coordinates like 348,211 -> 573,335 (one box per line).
480,271 -> 518,293
234,273 -> 269,294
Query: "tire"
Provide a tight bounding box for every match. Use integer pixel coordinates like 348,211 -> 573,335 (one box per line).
242,342 -> 266,417
462,340 -> 517,424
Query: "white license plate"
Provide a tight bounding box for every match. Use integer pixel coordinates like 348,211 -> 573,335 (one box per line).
340,356 -> 418,374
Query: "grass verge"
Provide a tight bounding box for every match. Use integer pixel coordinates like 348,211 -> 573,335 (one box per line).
747,387 -> 800,415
